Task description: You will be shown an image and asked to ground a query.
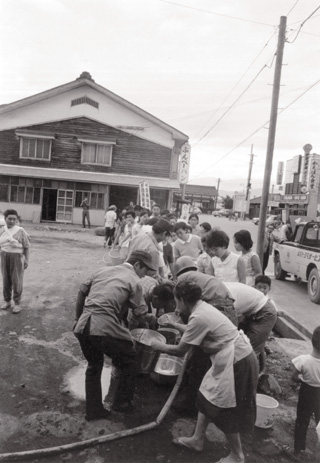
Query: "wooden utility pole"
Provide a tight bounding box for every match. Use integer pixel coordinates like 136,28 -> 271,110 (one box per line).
256,16 -> 287,263
215,177 -> 221,209
246,145 -> 254,201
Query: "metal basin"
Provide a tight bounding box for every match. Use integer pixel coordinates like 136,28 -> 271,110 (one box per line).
151,354 -> 183,385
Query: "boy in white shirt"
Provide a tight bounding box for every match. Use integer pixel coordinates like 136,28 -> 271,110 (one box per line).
291,326 -> 320,459
104,205 -> 117,248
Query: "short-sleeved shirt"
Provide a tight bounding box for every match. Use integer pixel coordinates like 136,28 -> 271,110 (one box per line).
181,300 -> 238,353
74,263 -> 147,342
224,282 -> 268,316
173,234 -> 203,261
104,210 -> 117,228
211,252 -> 240,282
292,354 -> 320,387
178,271 -> 229,303
0,225 -> 30,253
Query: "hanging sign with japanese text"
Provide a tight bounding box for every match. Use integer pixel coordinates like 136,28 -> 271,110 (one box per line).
179,143 -> 191,184
139,181 -> 151,210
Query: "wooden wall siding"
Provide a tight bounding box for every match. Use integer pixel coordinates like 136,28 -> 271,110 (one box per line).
0,117 -> 173,179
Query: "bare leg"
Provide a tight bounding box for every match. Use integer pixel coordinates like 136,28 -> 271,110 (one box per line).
173,412 -> 209,451
219,433 -> 244,463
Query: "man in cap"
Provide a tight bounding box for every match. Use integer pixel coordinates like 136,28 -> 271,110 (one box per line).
127,217 -> 173,278
73,250 -> 153,420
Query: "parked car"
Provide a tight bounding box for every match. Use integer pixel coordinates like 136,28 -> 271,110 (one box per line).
252,214 -> 280,226
191,206 -> 202,214
217,209 -> 231,217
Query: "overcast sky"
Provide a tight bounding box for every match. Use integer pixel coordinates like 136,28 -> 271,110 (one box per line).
1,0 -> 320,191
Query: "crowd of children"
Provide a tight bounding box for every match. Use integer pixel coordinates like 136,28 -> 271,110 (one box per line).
81,202 -> 320,460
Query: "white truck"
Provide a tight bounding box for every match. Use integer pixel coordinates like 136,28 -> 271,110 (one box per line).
274,220 -> 320,304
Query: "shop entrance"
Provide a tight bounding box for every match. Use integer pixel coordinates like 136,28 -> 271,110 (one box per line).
109,186 -> 138,212
41,189 -> 57,221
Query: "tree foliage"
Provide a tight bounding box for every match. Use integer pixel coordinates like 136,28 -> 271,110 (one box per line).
223,195 -> 233,209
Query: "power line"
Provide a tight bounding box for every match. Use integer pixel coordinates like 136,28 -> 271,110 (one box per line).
286,0 -> 300,17
286,4 -> 320,43
192,30 -> 277,140
191,77 -> 320,180
159,0 -> 275,27
193,63 -> 270,145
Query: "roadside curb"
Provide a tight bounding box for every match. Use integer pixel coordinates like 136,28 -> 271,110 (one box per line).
275,309 -> 312,341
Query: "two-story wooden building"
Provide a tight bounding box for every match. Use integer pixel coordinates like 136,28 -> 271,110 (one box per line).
0,72 -> 188,225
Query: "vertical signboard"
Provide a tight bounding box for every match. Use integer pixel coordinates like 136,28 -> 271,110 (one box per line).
308,154 -> 319,192
179,143 -> 191,184
139,181 -> 151,210
302,144 -> 312,187
276,161 -> 284,185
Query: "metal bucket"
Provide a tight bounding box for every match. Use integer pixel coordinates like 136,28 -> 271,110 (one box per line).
151,354 -> 184,385
255,393 -> 279,428
158,328 -> 181,345
131,329 -> 166,374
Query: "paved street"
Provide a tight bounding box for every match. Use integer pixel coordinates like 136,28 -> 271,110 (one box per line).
201,215 -> 320,335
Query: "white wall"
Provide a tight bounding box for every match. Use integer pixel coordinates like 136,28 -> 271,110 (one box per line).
0,203 -> 41,222
0,85 -> 175,149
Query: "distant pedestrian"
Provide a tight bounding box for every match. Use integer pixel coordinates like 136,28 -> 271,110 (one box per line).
291,326 -> 320,459
80,196 -> 91,228
0,209 -> 30,314
104,205 -> 117,248
233,230 -> 262,286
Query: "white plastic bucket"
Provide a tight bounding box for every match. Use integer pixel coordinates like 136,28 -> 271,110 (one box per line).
255,393 -> 279,429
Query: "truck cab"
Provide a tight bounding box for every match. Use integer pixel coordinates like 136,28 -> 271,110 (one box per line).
274,221 -> 320,303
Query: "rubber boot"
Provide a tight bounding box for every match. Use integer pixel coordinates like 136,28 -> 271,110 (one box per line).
103,366 -> 121,411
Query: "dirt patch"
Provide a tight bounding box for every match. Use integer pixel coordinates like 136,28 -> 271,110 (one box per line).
0,224 -> 318,462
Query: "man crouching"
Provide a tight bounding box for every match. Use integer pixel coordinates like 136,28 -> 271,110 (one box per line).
73,250 -> 153,421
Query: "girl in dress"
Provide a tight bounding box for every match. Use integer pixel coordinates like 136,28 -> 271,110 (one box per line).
233,230 -> 262,286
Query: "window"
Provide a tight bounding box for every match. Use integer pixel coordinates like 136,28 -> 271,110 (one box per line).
75,191 -> 105,210
20,137 -> 52,161
81,141 -> 114,166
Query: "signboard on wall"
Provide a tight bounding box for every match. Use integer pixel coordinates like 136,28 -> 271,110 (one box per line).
139,181 -> 151,210
179,143 -> 191,184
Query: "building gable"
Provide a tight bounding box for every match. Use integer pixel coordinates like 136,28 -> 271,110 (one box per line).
0,73 -> 188,149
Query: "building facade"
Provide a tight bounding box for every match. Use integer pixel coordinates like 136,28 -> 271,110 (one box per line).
0,72 -> 188,225
173,184 -> 217,213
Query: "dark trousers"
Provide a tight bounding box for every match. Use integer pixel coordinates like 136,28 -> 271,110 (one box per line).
0,251 -> 24,303
294,382 -> 320,452
75,328 -> 137,417
82,210 -> 90,228
238,301 -> 277,356
105,227 -> 115,246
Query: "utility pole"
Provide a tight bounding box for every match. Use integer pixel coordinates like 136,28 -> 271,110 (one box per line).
246,145 -> 254,202
256,16 -> 287,264
215,177 -> 221,210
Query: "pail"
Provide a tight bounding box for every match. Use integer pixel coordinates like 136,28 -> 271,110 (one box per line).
151,354 -> 183,385
109,249 -> 125,266
131,329 -> 166,374
158,328 -> 181,345
255,393 -> 279,429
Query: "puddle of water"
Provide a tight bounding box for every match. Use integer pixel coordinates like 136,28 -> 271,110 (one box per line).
64,364 -> 112,400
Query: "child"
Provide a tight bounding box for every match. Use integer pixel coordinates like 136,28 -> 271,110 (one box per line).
234,230 -> 262,286
291,326 -> 320,459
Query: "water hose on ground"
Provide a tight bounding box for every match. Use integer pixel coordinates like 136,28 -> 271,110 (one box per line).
0,353 -> 190,461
